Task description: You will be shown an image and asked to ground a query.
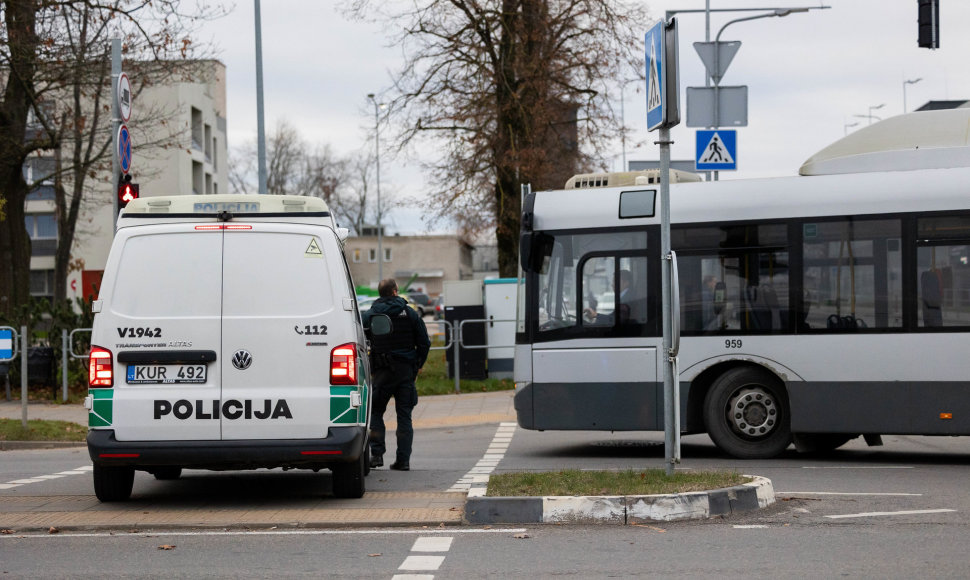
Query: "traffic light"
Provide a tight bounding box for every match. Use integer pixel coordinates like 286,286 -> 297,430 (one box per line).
918,0 -> 939,49
117,178 -> 139,208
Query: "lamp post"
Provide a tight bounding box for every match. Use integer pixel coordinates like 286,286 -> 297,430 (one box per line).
617,77 -> 641,172
854,103 -> 885,125
367,93 -> 383,283
254,0 -> 267,195
903,78 -> 922,113
844,121 -> 859,136
712,9 -> 808,128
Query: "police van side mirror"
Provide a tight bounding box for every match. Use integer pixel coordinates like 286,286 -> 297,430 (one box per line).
368,314 -> 393,336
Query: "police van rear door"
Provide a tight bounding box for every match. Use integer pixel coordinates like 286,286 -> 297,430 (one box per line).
108,224 -> 224,441
220,224 -> 336,440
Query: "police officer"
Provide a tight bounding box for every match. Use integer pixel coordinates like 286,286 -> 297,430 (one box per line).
363,278 -> 431,471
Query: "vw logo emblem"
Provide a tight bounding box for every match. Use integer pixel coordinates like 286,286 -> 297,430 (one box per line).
231,350 -> 253,370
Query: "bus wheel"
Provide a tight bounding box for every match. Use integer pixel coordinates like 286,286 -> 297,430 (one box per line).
93,464 -> 134,502
704,367 -> 792,459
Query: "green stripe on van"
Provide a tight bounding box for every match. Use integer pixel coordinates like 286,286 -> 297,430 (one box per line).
89,389 -> 113,427
329,386 -> 362,424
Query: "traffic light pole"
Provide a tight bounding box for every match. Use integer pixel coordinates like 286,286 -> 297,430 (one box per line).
111,38 -> 121,233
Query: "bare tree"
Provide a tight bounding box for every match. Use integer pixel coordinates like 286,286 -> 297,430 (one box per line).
227,120 -> 398,236
345,0 -> 647,276
0,0 -> 226,314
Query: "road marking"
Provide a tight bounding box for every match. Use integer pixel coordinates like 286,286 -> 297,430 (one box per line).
1,528 -> 527,540
392,535 -> 453,578
448,422 -> 516,495
399,555 -> 445,571
733,525 -> 769,529
2,465 -> 92,491
825,509 -> 956,520
802,466 -> 913,469
411,537 -> 453,552
780,492 -> 922,496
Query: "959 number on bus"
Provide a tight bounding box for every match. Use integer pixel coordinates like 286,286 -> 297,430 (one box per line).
725,339 -> 742,349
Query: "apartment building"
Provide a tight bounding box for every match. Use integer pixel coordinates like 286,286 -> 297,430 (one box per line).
23,60 -> 228,302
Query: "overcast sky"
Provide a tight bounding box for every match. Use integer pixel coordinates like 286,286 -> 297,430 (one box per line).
199,0 -> 969,233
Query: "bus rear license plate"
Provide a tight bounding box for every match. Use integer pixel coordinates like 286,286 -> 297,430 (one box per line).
126,364 -> 207,384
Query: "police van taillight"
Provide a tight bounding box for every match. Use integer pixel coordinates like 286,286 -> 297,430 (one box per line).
89,346 -> 113,388
330,343 -> 358,385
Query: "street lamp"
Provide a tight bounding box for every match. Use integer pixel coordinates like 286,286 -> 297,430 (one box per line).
844,121 -> 859,136
854,103 -> 885,125
903,78 -> 922,113
367,93 -> 383,282
617,77 -> 640,172
709,9 -> 809,128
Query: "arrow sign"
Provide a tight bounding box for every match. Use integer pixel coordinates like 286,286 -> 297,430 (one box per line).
117,124 -> 132,174
693,41 -> 741,85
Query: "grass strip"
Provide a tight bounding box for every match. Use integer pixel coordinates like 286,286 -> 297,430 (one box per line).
415,337 -> 514,396
0,418 -> 87,442
486,469 -> 749,497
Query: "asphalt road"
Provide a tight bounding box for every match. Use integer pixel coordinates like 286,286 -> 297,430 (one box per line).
4,425 -> 970,577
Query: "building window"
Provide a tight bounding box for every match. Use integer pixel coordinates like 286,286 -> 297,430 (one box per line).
368,248 -> 377,263
353,249 -> 362,263
191,107 -> 203,150
204,123 -> 212,162
383,247 -> 392,262
193,160 -> 203,195
30,269 -> 55,298
25,213 -> 57,239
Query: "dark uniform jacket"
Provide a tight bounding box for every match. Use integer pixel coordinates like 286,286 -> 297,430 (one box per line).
363,296 -> 431,370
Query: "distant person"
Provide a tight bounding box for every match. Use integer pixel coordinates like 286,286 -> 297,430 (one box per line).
363,278 -> 431,471
702,275 -> 721,330
584,270 -> 636,324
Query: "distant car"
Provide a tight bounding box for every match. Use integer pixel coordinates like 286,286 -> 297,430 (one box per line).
407,291 -> 432,312
402,294 -> 425,317
432,296 -> 445,320
357,297 -> 378,313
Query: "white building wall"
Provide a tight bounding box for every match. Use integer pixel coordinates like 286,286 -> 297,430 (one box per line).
57,60 -> 229,303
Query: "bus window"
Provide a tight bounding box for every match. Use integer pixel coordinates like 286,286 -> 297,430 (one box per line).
802,218 -> 902,330
917,216 -> 970,329
675,222 -> 789,334
581,255 -> 648,327
533,230 -> 649,338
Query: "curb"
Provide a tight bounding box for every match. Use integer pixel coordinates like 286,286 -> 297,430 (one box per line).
0,441 -> 86,451
464,475 -> 774,525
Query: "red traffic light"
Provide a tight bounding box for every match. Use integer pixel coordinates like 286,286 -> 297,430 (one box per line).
118,182 -> 139,208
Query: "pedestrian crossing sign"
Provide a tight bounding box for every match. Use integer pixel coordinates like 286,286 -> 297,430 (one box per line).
695,129 -> 737,171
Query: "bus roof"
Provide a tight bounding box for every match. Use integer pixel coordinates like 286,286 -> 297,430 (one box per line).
799,108 -> 970,176
530,164 -> 970,232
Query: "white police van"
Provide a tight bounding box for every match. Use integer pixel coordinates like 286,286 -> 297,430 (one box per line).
85,194 -> 372,501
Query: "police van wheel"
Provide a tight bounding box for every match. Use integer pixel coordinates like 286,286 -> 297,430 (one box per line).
332,455 -> 366,499
93,465 -> 135,502
152,467 -> 182,480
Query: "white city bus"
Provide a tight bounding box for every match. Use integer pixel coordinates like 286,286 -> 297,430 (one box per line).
513,108 -> 970,459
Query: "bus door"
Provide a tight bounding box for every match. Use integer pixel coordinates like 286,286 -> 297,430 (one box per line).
529,231 -> 661,430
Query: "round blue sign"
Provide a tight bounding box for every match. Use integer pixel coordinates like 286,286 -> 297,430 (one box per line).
118,124 -> 132,174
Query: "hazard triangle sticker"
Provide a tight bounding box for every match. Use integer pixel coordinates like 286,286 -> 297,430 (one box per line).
304,238 -> 323,258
